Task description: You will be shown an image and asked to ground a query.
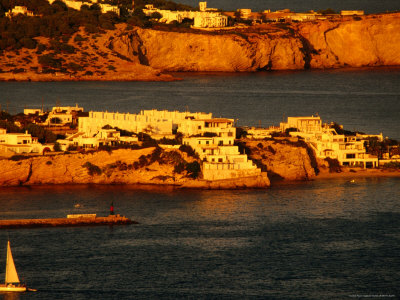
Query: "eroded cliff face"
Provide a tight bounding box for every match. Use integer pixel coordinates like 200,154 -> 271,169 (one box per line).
0,148 -> 270,189
239,139 -> 317,182
297,13 -> 400,68
111,27 -> 306,71
109,13 -> 400,72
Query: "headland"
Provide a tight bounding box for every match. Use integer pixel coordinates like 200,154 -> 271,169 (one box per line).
1,1 -> 400,82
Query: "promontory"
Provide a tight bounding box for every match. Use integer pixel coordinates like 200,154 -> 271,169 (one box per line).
1,12 -> 400,81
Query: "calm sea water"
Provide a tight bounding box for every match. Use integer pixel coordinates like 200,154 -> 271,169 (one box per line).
177,0 -> 400,14
0,178 -> 399,299
0,70 -> 400,299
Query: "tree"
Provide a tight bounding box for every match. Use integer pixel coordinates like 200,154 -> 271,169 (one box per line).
317,8 -> 336,15
150,11 -> 162,19
53,142 -> 62,152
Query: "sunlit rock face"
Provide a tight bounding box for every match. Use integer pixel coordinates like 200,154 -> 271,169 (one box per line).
297,13 -> 400,68
239,139 -> 317,182
0,148 -> 270,189
109,13 -> 400,72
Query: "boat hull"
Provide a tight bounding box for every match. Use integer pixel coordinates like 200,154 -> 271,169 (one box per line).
0,284 -> 27,292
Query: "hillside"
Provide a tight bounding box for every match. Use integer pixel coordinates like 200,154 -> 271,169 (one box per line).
0,148 -> 270,189
1,13 -> 400,81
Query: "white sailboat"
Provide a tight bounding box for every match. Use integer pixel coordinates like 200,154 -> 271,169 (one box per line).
0,241 -> 27,292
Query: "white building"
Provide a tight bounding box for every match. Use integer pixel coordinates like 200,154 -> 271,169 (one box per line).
180,117 -> 262,180
79,109 -> 213,138
237,8 -> 252,19
57,128 -> 139,150
143,2 -> 227,28
41,105 -> 84,126
47,0 -> 120,16
341,10 -> 364,16
77,108 -> 262,180
178,118 -> 235,138
182,135 -> 261,180
280,116 -> 379,168
193,15 -> 228,28
24,108 -> 43,115
0,129 -> 45,154
5,6 -> 35,18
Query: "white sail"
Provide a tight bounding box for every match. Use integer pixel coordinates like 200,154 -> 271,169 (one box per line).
5,241 -> 20,284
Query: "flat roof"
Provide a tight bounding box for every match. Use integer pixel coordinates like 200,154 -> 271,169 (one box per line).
202,118 -> 234,123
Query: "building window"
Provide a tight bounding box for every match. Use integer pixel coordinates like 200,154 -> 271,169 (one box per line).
206,141 -> 209,145
346,154 -> 356,159
198,126 -> 201,129
218,158 -> 223,162
219,141 -> 223,146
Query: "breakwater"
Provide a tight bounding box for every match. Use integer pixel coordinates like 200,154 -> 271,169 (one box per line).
0,214 -> 136,229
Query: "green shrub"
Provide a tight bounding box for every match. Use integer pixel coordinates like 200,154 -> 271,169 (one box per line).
82,161 -> 102,176
10,155 -> 30,161
53,142 -> 62,152
185,161 -> 201,178
174,162 -> 185,174
179,144 -> 198,158
74,34 -> 88,42
38,54 -> 63,69
382,162 -> 400,169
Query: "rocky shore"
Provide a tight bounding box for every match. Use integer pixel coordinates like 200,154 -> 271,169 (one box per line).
1,141 -> 398,190
1,13 -> 399,81
0,148 -> 270,189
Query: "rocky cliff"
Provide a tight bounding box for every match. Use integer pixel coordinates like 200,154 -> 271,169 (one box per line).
109,13 -> 400,72
1,13 -> 399,81
0,148 -> 270,189
238,138 -> 318,182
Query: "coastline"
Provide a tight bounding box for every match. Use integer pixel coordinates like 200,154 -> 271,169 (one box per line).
315,167 -> 400,180
1,13 -> 399,82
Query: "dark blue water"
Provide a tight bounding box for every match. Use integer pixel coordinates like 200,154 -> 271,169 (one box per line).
1,68 -> 400,140
177,0 -> 400,14
0,177 -> 399,299
0,70 -> 400,298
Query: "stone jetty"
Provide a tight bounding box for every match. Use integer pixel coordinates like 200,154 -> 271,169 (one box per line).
0,214 -> 136,229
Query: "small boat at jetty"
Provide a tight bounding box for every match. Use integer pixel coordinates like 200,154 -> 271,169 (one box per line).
0,241 -> 27,292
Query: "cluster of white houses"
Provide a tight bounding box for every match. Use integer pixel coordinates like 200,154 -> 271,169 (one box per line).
5,0 -> 120,18
47,0 -> 120,15
75,109 -> 261,180
143,2 -> 228,28
4,0 -> 366,30
279,116 -> 381,168
2,106 -> 399,181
